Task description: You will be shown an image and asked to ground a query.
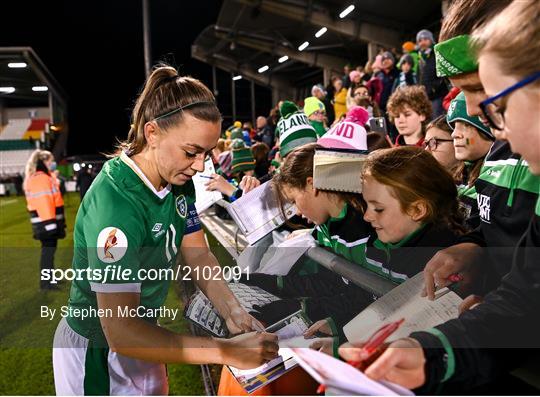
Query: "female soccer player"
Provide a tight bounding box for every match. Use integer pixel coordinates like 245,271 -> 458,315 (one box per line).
52,66 -> 277,395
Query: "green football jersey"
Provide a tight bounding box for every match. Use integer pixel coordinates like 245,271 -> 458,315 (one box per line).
66,152 -> 200,344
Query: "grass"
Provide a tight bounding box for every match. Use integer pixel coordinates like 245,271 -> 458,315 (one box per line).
0,193 -> 205,395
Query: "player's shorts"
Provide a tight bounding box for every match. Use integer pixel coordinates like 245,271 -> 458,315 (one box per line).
52,318 -> 168,395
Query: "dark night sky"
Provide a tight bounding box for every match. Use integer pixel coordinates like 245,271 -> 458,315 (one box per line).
0,0 -> 238,156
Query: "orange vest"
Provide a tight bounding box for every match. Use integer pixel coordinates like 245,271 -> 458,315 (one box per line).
25,171 -> 65,240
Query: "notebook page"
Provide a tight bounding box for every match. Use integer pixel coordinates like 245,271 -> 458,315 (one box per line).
344,272 -> 462,343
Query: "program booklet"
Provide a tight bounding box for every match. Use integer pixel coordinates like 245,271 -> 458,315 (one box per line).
227,310 -> 314,393
224,181 -> 296,245
183,282 -> 280,337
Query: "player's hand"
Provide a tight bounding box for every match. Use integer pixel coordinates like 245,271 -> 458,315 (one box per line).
239,175 -> 260,194
340,338 -> 426,389
205,173 -> 236,196
304,319 -> 333,337
219,331 -> 279,369
225,304 -> 265,334
422,243 -> 483,300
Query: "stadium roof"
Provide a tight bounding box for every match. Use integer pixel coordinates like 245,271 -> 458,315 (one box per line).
192,0 -> 442,97
0,47 -> 67,109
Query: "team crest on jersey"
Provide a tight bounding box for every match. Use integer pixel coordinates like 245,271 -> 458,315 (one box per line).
96,227 -> 128,263
176,195 -> 187,218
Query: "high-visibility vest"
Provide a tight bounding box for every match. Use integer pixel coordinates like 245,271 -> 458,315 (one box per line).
25,171 -> 66,240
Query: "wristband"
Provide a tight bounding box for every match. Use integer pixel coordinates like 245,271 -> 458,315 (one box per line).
425,328 -> 455,382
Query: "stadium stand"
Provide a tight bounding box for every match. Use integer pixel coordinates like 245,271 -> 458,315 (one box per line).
0,118 -> 46,175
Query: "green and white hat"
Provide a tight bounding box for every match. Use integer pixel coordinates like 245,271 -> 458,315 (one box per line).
231,139 -> 255,173
447,92 -> 494,140
434,35 -> 478,78
277,100 -> 317,158
230,127 -> 244,141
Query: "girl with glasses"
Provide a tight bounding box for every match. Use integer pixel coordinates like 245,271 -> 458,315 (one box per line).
424,115 -> 458,173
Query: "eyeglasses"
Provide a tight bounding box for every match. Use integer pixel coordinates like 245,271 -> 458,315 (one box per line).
424,137 -> 453,151
480,71 -> 540,131
354,91 -> 369,97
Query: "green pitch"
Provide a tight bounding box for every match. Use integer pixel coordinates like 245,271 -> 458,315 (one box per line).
0,193 -> 204,395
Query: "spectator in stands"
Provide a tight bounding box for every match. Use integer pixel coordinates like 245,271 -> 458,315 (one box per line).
387,86 -> 432,147
251,142 -> 271,179
375,51 -> 400,112
224,120 -> 242,139
391,54 -> 417,93
340,2 -> 540,392
401,41 -> 419,74
268,106 -> 280,131
346,70 -> 363,110
230,126 -> 251,147
356,65 -> 370,83
416,29 -> 448,118
23,149 -> 65,290
303,96 -> 328,137
242,121 -> 256,140
254,115 -> 274,148
312,84 -> 335,125
275,101 -> 317,159
206,139 -> 256,200
352,85 -> 382,118
447,92 -> 495,229
424,115 -> 458,175
342,64 -> 352,88
332,76 -> 348,121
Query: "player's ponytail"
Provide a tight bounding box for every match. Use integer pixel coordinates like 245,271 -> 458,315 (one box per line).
118,64 -> 221,155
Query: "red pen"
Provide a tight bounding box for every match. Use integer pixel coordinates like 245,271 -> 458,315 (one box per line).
358,318 -> 405,358
448,273 -> 463,283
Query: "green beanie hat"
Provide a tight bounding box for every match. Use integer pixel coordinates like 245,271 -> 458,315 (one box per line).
447,92 -> 494,140
276,104 -> 317,158
434,35 -> 478,78
280,101 -> 299,118
231,139 -> 255,173
230,127 -> 244,141
303,96 -> 326,117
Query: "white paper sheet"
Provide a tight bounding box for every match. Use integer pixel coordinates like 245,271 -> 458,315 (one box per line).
193,158 -> 223,213
343,272 -> 463,343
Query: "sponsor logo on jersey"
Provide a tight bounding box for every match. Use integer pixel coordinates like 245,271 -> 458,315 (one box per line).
176,195 -> 187,218
478,194 -> 491,223
152,223 -> 163,232
97,227 -> 128,263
